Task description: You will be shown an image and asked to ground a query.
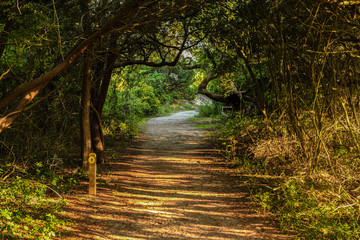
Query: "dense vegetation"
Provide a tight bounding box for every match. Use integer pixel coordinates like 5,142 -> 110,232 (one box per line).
195,1 -> 360,238
1,0 -> 360,238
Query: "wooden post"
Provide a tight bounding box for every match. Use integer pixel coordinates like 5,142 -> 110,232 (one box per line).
88,152 -> 97,195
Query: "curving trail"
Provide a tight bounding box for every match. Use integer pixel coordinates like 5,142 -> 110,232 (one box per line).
61,111 -> 291,240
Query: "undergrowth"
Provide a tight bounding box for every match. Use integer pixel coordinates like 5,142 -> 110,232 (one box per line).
0,156 -> 87,239
210,113 -> 360,239
196,101 -> 223,118
0,177 -> 68,239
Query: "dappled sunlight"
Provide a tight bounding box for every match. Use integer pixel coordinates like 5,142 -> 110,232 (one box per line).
120,186 -> 236,197
114,237 -> 144,240
113,190 -> 192,202
60,111 -> 290,240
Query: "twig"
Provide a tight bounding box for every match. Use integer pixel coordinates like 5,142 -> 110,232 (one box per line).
335,203 -> 358,211
46,185 -> 64,199
52,0 -> 64,60
17,0 -> 22,14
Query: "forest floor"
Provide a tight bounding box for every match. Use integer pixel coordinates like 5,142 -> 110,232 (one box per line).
58,111 -> 293,240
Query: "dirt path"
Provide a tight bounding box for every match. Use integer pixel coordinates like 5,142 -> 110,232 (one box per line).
61,111 -> 290,240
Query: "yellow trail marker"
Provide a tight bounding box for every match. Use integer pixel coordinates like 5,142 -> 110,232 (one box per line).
88,153 -> 96,196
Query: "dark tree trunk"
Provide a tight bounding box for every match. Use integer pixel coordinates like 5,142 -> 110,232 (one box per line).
236,48 -> 265,113
90,110 -> 105,164
80,50 -> 93,170
90,34 -> 119,164
80,0 -> 92,170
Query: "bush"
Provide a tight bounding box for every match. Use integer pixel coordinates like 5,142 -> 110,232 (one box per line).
197,102 -> 223,117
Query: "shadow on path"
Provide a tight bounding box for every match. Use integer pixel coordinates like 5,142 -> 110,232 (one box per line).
60,111 -> 292,240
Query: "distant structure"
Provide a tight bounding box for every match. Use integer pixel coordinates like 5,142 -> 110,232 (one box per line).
194,94 -> 213,106
221,105 -> 233,115
194,94 -> 233,116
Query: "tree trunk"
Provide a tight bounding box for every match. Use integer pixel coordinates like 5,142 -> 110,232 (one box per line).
237,48 -> 265,113
90,33 -> 119,164
90,111 -> 105,164
80,50 -> 93,170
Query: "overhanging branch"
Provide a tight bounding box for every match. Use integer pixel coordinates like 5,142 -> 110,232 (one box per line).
0,0 -> 194,133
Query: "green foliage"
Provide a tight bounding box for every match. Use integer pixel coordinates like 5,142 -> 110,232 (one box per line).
197,2 -> 360,237
0,154 -> 83,238
103,65 -> 197,138
274,179 -> 360,239
197,102 -> 223,118
0,177 -> 67,239
252,178 -> 360,239
157,101 -> 195,116
0,1 -> 62,89
28,160 -> 86,194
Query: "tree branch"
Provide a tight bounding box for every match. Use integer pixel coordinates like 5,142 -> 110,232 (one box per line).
113,27 -> 189,68
0,0 -> 174,133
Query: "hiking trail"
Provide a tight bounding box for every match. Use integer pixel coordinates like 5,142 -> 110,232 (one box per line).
60,111 -> 290,240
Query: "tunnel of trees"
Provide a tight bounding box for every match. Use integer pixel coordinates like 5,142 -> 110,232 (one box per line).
1,0 -> 360,239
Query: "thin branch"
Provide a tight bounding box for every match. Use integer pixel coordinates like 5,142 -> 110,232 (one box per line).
17,0 -> 22,15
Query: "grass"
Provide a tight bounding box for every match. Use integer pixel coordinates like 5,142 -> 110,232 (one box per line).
190,116 -> 220,129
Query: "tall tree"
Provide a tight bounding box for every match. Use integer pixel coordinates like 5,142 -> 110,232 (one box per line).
80,0 -> 93,170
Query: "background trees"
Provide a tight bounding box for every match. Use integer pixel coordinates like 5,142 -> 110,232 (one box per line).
0,0 -> 202,167
197,1 -> 360,238
1,0 -> 360,238
184,0 -> 360,172
2,0 -> 359,178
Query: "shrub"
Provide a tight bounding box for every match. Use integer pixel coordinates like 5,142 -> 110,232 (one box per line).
197,102 -> 223,117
